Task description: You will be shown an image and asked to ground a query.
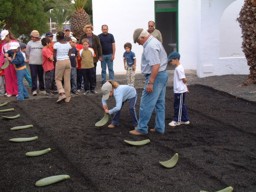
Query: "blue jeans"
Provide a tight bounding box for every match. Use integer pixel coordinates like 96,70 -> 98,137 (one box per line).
70,67 -> 77,93
101,54 -> 114,84
24,68 -> 32,87
112,96 -> 138,127
136,71 -> 168,134
16,69 -> 29,101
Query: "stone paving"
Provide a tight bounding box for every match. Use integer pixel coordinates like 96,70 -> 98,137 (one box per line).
0,70 -> 255,103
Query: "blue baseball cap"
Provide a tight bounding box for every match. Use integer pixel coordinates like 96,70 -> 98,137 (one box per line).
168,51 -> 180,62
46,32 -> 53,37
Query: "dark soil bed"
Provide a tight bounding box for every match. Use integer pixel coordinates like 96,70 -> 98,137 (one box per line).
0,85 -> 256,192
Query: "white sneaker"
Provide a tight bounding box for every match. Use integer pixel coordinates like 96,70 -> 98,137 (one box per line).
56,94 -> 66,103
39,90 -> 46,95
32,90 -> 37,96
181,121 -> 190,125
4,93 -> 12,97
169,121 -> 181,127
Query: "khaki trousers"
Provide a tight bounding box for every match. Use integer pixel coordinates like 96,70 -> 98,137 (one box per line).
55,59 -> 71,100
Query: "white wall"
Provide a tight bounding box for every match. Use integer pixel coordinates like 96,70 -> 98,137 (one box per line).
219,0 -> 244,57
93,0 -> 249,78
179,0 -> 201,71
93,0 -> 154,75
198,0 -> 247,77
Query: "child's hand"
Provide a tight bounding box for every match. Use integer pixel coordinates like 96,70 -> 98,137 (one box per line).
103,104 -> 108,110
132,66 -> 136,71
48,55 -> 54,61
124,65 -> 128,70
104,109 -> 109,114
7,57 -> 12,62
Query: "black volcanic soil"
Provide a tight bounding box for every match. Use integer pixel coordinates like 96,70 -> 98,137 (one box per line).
0,85 -> 255,192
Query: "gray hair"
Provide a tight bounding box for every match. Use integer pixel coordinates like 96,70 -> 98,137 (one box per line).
138,30 -> 149,39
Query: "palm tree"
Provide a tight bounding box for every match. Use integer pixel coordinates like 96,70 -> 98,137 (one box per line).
50,8 -> 72,31
70,0 -> 91,40
237,0 -> 256,85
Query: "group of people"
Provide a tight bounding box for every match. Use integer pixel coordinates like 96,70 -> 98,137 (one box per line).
0,24 -> 121,102
101,25 -> 190,135
0,21 -> 190,135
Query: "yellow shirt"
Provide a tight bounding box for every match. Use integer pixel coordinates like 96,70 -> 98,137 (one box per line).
80,48 -> 94,69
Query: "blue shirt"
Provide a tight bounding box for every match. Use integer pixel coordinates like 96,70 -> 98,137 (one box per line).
123,51 -> 136,66
102,85 -> 137,115
141,36 -> 167,74
98,33 -> 115,55
7,50 -> 25,69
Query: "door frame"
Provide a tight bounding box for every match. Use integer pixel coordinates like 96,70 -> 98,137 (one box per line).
154,0 -> 179,51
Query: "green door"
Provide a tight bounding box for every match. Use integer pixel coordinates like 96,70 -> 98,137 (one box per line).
155,0 -> 178,56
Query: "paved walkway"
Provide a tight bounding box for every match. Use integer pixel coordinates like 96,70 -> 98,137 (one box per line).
0,70 -> 256,103
115,70 -> 256,102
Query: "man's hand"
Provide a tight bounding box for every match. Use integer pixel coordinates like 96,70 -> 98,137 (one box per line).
146,83 -> 154,93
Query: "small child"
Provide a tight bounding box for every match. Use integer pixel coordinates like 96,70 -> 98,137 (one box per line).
5,43 -> 29,101
123,42 -> 136,86
69,37 -> 78,94
79,38 -> 96,95
41,38 -> 55,96
19,43 -> 32,88
167,51 -> 190,127
101,80 -> 138,128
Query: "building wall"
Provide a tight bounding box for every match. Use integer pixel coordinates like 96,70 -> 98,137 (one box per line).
93,0 -> 249,77
93,0 -> 154,75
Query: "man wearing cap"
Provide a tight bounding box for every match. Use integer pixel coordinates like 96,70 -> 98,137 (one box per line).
63,26 -> 73,41
129,28 -> 168,135
26,30 -> 45,96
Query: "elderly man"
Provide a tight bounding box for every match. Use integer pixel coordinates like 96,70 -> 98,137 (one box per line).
147,21 -> 163,43
129,28 -> 168,135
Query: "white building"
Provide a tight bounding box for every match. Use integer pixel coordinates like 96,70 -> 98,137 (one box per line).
93,0 -> 248,78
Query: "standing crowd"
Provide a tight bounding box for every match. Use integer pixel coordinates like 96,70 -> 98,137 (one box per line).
0,21 -> 190,135
0,24 -> 116,102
